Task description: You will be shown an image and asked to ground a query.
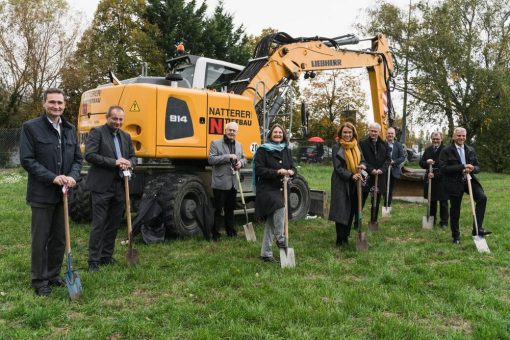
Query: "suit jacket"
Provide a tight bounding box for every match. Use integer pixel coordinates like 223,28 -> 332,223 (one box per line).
85,124 -> 137,193
359,136 -> 391,193
20,114 -> 82,204
208,137 -> 246,190
439,143 -> 481,197
388,140 -> 406,178
419,144 -> 448,201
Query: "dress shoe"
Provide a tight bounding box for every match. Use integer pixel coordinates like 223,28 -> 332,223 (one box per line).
227,230 -> 238,237
260,256 -> 279,264
35,285 -> 52,296
100,257 -> 117,266
212,232 -> 221,242
49,277 -> 66,287
88,262 -> 100,272
452,239 -> 461,245
439,223 -> 448,228
472,229 -> 492,237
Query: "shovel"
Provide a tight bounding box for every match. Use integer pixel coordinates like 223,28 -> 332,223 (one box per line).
381,164 -> 392,217
62,185 -> 83,300
422,163 -> 434,229
466,173 -> 490,253
368,173 -> 379,232
124,170 -> 139,265
356,169 -> 368,251
280,176 -> 296,268
235,171 -> 256,242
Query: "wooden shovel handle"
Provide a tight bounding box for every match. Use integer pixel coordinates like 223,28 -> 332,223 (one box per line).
63,186 -> 71,255
283,176 -> 289,241
124,176 -> 133,244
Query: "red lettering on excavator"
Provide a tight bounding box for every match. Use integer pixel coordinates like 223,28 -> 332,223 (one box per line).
209,117 -> 224,134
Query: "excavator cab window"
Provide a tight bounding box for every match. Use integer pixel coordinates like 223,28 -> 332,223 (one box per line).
205,63 -> 241,92
165,97 -> 194,140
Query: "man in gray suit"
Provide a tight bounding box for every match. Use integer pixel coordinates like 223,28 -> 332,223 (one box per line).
384,127 -> 407,207
208,122 -> 246,240
85,106 -> 136,271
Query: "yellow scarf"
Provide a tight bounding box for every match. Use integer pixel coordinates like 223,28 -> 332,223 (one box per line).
339,138 -> 361,173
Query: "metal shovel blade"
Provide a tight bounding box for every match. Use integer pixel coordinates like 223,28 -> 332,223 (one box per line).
356,232 -> 368,252
381,206 -> 392,218
65,255 -> 83,301
280,247 -> 296,268
243,222 -> 257,242
126,246 -> 140,265
422,215 -> 434,230
368,220 -> 379,232
473,236 -> 491,253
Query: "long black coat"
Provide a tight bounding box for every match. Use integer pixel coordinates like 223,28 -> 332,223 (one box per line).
328,143 -> 366,224
419,144 -> 448,201
439,143 -> 481,197
254,147 -> 296,220
359,137 -> 391,193
20,115 -> 82,204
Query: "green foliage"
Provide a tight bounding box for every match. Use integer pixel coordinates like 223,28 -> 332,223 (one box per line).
2,167 -> 510,337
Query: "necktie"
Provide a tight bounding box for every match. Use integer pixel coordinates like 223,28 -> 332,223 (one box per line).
458,147 -> 466,165
433,146 -> 438,153
113,132 -> 123,177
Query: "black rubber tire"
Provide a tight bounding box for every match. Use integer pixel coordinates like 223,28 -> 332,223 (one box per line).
288,175 -> 311,220
142,173 -> 208,237
69,178 -> 92,223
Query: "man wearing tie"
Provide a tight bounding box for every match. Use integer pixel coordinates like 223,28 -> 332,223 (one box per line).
384,127 -> 407,208
419,131 -> 449,228
85,106 -> 136,271
439,127 -> 490,244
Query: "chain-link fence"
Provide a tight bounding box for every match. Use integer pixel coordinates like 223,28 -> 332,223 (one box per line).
0,128 -> 21,168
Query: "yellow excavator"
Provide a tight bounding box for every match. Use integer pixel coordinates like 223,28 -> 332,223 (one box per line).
71,32 -> 397,237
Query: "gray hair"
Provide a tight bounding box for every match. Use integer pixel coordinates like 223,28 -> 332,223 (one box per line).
368,122 -> 381,131
453,127 -> 466,135
225,121 -> 239,131
430,131 -> 443,138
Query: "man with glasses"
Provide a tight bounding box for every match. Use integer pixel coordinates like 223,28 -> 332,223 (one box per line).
208,122 -> 246,240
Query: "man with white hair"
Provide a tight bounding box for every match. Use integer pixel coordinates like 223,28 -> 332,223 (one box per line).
359,122 -> 392,221
439,127 -> 490,244
384,127 -> 406,208
208,122 -> 246,240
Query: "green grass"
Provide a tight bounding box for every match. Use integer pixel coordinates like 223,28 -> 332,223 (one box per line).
1,166 -> 510,338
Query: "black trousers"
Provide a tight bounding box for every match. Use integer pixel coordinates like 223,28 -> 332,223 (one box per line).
449,180 -> 486,240
89,180 -> 125,264
430,200 -> 449,226
362,191 -> 381,222
212,188 -> 237,236
384,175 -> 396,207
30,202 -> 65,289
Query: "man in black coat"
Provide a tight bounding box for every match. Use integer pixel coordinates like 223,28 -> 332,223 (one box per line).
419,131 -> 449,228
439,127 -> 490,244
85,106 -> 136,271
359,122 -> 391,222
384,127 -> 407,207
20,88 -> 83,296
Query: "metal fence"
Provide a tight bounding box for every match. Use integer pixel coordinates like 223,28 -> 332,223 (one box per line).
0,128 -> 21,168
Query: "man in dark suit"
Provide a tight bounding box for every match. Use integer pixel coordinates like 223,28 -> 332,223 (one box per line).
439,127 -> 490,244
384,127 -> 406,207
20,88 -> 82,296
359,122 -> 391,222
208,122 -> 246,240
85,106 -> 136,271
419,131 -> 449,228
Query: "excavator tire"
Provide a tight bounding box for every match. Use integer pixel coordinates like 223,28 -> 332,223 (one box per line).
142,173 -> 207,237
288,175 -> 311,220
69,178 -> 92,223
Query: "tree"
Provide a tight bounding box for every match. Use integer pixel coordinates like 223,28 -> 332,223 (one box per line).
301,70 -> 368,140
61,0 -> 163,122
0,0 -> 82,127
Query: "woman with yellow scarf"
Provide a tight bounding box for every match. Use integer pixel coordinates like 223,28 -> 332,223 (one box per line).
328,122 -> 366,247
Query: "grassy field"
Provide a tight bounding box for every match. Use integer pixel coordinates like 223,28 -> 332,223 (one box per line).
1,165 -> 509,339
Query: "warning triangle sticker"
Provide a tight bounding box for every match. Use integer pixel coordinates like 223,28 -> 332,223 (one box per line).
129,101 -> 140,112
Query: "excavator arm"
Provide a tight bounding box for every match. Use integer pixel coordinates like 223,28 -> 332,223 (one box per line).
231,33 -> 395,137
